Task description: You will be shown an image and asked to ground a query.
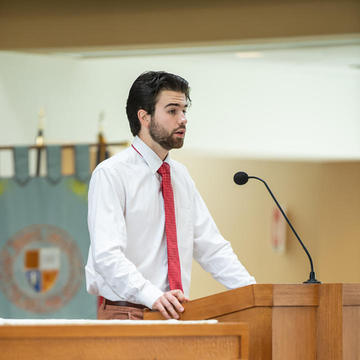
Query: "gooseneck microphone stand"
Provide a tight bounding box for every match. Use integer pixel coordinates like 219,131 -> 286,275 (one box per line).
234,171 -> 320,284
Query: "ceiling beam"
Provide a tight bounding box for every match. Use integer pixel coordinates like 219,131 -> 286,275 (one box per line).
0,0 -> 359,51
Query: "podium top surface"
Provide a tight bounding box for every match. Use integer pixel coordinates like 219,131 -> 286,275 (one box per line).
144,283 -> 360,320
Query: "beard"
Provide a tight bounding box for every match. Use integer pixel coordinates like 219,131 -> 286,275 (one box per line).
149,117 -> 185,151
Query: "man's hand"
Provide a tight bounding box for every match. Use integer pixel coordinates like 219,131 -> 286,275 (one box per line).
152,289 -> 189,319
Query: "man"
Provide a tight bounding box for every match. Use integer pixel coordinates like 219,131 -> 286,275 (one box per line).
85,71 -> 255,320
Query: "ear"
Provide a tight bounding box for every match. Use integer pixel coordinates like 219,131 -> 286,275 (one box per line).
137,109 -> 151,129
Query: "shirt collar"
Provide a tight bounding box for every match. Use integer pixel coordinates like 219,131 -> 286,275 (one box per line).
132,136 -> 171,174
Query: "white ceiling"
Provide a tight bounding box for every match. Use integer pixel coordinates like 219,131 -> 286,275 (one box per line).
51,35 -> 360,70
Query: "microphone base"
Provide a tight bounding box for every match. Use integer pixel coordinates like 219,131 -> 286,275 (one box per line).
303,271 -> 321,284
303,279 -> 321,284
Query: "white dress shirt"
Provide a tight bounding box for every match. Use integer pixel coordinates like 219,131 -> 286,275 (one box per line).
85,136 -> 255,309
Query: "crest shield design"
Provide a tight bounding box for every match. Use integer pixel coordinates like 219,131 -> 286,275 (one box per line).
24,248 -> 60,293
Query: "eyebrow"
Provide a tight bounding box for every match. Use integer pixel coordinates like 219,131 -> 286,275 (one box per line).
164,103 -> 188,109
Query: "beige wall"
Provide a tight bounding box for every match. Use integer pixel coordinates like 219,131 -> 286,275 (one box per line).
171,151 -> 360,299
318,162 -> 360,283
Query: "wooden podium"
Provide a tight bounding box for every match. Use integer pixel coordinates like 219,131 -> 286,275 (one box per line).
144,283 -> 360,359
0,322 -> 249,360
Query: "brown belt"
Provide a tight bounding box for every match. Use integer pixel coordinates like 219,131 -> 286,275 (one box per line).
104,299 -> 147,310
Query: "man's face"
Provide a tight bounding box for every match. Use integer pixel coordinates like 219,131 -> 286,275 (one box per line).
149,90 -> 188,151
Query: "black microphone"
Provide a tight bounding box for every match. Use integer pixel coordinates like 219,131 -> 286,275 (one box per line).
233,171 -> 320,284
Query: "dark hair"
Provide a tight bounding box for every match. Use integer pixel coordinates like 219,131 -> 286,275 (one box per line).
126,71 -> 191,136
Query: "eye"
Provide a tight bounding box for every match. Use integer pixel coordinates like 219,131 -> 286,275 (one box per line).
169,109 -> 176,115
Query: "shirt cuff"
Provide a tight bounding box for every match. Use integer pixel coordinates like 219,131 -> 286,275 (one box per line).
247,276 -> 257,285
137,281 -> 164,309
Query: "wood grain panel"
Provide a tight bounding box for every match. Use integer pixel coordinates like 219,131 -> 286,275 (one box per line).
0,322 -> 247,338
343,306 -> 360,360
216,307 -> 273,360
145,285 -> 256,320
273,284 -> 319,306
343,284 -> 360,306
317,283 -> 343,360
144,284 -> 360,359
253,284 -> 273,306
272,307 -> 317,360
0,337 -> 241,360
0,322 -> 249,360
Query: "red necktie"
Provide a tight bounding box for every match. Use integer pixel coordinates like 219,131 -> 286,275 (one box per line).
158,162 -> 183,291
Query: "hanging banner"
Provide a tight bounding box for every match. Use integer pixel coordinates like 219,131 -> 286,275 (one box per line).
0,145 -> 96,319
270,206 -> 287,253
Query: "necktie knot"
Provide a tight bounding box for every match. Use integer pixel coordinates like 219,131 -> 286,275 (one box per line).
157,162 -> 170,177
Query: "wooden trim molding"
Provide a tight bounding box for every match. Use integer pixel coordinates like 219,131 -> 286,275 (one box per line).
0,0 -> 359,51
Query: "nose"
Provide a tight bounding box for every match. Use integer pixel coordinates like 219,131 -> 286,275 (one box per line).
179,111 -> 187,125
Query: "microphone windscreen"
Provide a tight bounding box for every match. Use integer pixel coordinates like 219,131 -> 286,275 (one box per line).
233,171 -> 249,185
